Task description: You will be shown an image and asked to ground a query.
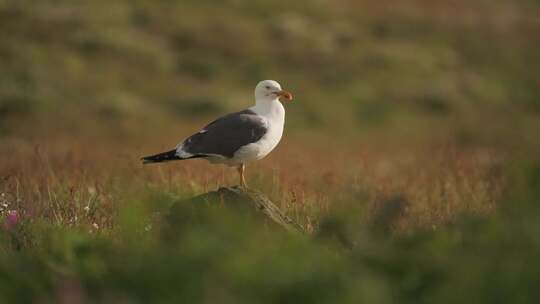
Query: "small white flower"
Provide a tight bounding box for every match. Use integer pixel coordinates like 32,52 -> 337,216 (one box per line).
92,223 -> 99,230
83,206 -> 90,212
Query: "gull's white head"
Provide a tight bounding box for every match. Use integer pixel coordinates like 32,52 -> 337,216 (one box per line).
254,80 -> 293,102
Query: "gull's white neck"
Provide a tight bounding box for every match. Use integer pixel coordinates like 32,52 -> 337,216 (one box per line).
250,98 -> 285,121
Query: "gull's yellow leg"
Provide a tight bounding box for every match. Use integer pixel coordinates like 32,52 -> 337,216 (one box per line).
237,164 -> 247,188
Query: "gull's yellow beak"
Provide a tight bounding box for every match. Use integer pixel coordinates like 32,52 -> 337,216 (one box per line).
275,90 -> 293,101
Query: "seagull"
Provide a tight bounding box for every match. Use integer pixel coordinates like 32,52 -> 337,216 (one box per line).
141,80 -> 293,188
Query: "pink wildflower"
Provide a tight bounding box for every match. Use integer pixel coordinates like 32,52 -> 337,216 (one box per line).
3,210 -> 19,230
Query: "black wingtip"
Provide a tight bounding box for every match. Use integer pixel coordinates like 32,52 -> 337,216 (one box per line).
140,149 -> 180,164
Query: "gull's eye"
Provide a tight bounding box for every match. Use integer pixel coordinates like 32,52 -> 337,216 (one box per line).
265,86 -> 271,89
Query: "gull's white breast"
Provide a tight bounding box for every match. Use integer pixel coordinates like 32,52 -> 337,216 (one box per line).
232,100 -> 285,164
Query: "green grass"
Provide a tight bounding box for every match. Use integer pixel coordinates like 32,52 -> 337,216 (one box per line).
1,160 -> 539,303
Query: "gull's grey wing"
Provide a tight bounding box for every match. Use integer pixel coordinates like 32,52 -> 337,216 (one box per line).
180,109 -> 268,158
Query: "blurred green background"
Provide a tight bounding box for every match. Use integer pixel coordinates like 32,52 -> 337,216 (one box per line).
1,0 -> 538,143
1,0 -> 540,303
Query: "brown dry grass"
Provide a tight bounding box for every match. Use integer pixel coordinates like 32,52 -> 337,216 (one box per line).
0,125 -> 503,234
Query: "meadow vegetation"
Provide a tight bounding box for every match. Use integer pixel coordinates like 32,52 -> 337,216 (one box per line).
1,0 -> 539,302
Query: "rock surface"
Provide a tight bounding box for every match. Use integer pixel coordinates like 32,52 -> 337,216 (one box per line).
168,187 -> 304,234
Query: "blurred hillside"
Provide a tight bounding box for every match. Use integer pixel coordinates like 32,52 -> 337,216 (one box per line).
1,0 -> 539,145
